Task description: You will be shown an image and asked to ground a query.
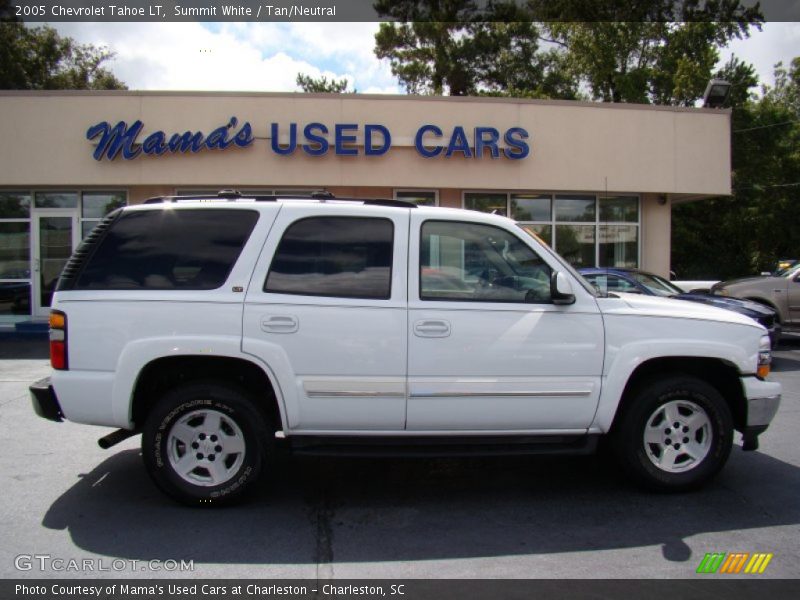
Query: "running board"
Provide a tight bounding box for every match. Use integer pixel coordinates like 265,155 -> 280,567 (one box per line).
286,434 -> 600,458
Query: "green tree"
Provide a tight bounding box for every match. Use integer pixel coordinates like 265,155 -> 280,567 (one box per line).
672,57 -> 800,279
373,1 -> 579,97
295,73 -> 353,93
0,21 -> 126,90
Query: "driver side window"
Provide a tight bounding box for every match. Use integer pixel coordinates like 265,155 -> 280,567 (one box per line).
420,220 -> 552,303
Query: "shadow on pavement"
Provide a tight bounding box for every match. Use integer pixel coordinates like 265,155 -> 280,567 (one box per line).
42,446 -> 800,566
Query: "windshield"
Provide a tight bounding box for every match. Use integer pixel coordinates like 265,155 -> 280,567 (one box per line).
517,224 -> 598,296
629,271 -> 684,297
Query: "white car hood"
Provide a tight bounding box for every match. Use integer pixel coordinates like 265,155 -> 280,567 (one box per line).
597,292 -> 763,330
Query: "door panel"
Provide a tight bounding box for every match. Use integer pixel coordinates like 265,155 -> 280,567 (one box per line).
242,206 -> 409,431
407,214 -> 603,431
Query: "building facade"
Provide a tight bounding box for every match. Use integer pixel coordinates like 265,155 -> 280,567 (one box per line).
0,91 -> 731,322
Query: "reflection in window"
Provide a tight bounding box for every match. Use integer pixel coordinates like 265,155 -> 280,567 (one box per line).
555,195 -> 596,222
34,192 -> 78,209
0,192 -> 31,218
395,190 -> 437,206
555,225 -> 595,267
600,196 -> 638,222
266,217 -> 394,299
0,222 -> 31,278
81,192 -> 126,218
464,193 -> 507,216
511,194 -> 551,221
420,220 -> 552,303
599,225 -> 638,268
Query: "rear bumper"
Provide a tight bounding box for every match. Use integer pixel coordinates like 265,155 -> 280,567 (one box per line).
29,377 -> 63,422
741,376 -> 781,427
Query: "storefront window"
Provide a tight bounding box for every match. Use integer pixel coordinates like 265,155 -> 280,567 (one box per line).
0,221 -> 31,317
395,190 -> 437,206
0,192 -> 31,218
600,196 -> 638,222
34,192 -> 78,209
511,194 -> 551,221
82,192 -> 126,219
464,192 -> 507,216
555,195 -> 596,222
556,224 -> 596,267
599,225 -> 639,268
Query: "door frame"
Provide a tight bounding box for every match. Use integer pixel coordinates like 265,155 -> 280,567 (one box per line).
31,209 -> 79,317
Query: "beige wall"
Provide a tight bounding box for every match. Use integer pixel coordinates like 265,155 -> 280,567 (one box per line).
0,91 -> 731,196
640,193 -> 673,278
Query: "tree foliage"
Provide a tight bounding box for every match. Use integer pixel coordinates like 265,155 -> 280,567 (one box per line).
373,1 -> 579,97
671,58 -> 800,279
0,21 -> 126,90
295,73 -> 353,93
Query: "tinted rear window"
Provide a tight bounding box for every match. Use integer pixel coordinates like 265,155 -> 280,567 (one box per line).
76,209 -> 258,290
265,216 -> 393,299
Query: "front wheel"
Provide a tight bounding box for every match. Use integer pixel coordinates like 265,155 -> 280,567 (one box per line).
611,376 -> 733,492
142,382 -> 269,506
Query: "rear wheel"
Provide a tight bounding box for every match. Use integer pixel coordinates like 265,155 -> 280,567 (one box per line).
142,381 -> 269,505
612,376 -> 733,492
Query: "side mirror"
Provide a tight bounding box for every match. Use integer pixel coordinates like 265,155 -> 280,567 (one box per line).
551,271 -> 576,305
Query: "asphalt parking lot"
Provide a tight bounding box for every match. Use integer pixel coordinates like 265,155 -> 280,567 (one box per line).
0,337 -> 798,580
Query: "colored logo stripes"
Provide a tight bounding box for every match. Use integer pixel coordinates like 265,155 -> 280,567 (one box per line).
696,552 -> 773,574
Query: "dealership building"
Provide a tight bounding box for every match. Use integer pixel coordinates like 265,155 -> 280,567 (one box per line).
0,91 -> 731,322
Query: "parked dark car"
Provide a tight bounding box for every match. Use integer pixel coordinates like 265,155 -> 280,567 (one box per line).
580,268 -> 781,347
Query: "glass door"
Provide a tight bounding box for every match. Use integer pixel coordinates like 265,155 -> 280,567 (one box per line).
32,211 -> 78,317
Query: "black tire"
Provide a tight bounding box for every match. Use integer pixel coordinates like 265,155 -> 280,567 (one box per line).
142,381 -> 270,506
611,375 -> 733,492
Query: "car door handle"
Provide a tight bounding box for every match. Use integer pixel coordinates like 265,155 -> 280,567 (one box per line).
261,315 -> 299,334
414,319 -> 451,338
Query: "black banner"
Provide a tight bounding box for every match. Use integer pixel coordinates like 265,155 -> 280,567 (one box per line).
2,0 -> 799,23
4,579 -> 800,600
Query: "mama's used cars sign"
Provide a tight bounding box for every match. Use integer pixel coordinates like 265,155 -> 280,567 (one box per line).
86,117 -> 530,161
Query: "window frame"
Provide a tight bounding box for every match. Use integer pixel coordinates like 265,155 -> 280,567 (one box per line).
393,189 -> 439,206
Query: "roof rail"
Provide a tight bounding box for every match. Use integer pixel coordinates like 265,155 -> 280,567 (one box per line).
142,189 -> 418,208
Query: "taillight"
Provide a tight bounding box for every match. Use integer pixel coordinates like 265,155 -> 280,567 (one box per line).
49,310 -> 68,370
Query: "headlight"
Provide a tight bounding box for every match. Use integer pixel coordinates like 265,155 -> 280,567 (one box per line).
716,288 -> 729,297
757,334 -> 771,379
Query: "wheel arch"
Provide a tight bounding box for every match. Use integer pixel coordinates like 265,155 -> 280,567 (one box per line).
130,355 -> 283,432
610,356 -> 746,434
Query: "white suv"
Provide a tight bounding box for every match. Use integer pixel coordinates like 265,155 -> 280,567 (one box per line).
30,192 -> 781,505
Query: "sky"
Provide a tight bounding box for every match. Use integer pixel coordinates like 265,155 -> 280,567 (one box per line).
50,21 -> 800,95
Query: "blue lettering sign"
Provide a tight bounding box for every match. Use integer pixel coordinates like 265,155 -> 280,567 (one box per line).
445,126 -> 473,158
503,127 -> 530,160
302,123 -> 329,156
474,127 -> 500,159
335,123 -> 359,156
271,122 -> 297,155
364,124 -> 391,156
86,120 -> 143,160
414,124 -> 443,158
86,116 -> 254,161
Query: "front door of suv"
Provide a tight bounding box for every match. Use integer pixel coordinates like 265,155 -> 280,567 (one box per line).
406,215 -> 604,432
243,206 -> 409,432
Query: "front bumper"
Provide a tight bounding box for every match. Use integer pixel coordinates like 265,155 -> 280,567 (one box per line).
29,377 -> 63,422
742,376 -> 781,427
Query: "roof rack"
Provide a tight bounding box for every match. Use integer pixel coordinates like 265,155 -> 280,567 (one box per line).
143,189 -> 418,209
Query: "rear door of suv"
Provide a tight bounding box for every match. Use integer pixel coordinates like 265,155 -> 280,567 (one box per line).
242,203 -> 409,432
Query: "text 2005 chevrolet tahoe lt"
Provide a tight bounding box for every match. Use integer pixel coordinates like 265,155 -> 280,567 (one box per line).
30,192 -> 781,505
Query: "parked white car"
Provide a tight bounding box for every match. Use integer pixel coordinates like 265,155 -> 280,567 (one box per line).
30,192 -> 781,505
